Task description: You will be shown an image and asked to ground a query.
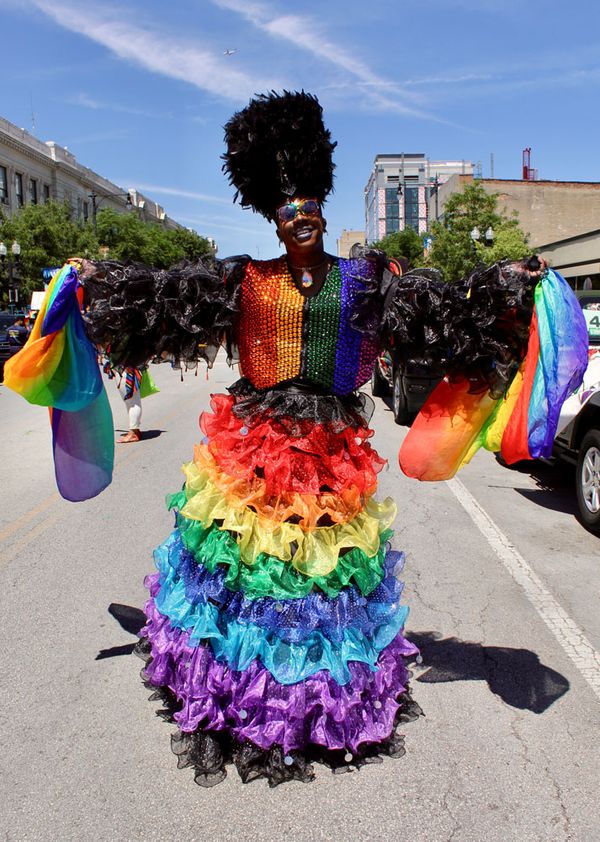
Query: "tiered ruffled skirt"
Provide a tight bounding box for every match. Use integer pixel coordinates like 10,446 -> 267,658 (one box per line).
137,390 -> 419,786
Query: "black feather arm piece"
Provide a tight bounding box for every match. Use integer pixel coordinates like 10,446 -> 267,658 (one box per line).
83,256 -> 249,368
380,260 -> 538,398
222,91 -> 336,219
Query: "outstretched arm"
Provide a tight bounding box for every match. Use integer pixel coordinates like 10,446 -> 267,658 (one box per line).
380,258 -> 588,480
80,255 -> 249,368
3,255 -> 248,501
381,257 -> 546,398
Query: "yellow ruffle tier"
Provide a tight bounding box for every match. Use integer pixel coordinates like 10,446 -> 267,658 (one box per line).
179,459 -> 397,577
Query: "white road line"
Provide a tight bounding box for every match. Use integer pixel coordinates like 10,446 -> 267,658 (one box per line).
446,476 -> 600,701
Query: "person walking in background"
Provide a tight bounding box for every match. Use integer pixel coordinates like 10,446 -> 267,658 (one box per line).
116,366 -> 143,443
101,359 -> 143,443
7,316 -> 28,351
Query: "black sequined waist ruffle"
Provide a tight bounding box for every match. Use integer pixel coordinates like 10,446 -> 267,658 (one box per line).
228,378 -> 374,433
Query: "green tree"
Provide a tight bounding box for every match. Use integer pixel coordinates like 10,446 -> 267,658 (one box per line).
96,208 -> 211,268
167,226 -> 212,261
427,182 -> 529,281
0,202 -> 212,307
0,201 -> 100,303
371,228 -> 425,268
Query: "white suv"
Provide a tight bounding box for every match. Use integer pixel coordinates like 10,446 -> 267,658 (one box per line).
554,291 -> 600,533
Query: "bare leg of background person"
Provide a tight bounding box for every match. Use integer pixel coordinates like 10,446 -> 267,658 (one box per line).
118,388 -> 142,443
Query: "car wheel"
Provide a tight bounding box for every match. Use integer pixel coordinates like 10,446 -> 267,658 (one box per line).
392,368 -> 410,425
371,361 -> 389,397
575,429 -> 600,533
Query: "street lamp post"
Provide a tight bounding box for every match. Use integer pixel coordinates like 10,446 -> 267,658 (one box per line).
470,226 -> 494,259
0,240 -> 22,311
430,175 -> 441,222
89,190 -> 133,233
90,192 -> 98,233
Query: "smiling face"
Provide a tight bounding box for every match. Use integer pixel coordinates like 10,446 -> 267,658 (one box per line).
275,197 -> 326,262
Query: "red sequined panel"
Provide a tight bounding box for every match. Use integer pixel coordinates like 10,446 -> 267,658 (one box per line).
238,258 -> 304,389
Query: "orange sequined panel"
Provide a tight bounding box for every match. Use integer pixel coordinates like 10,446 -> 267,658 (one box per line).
238,258 -> 304,388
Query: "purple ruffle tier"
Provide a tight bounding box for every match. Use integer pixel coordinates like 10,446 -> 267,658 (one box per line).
141,598 -> 418,755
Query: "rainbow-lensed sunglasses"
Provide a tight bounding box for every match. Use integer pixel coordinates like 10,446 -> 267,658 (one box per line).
275,198 -> 321,223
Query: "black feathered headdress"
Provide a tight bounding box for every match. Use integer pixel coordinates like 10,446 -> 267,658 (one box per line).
222,91 -> 336,221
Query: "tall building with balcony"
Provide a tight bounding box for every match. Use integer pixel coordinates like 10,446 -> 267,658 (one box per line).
364,154 -> 473,243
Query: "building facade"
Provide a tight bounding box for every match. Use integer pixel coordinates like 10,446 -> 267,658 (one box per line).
430,174 -> 600,247
337,229 -> 366,258
536,229 -> 600,288
364,154 -> 473,243
0,116 -> 180,229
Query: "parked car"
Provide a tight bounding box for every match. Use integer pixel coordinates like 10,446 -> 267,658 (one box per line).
552,290 -> 600,532
0,311 -> 27,380
371,350 -> 441,425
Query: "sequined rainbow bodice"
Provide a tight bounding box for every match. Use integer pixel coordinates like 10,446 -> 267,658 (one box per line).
237,257 -> 381,395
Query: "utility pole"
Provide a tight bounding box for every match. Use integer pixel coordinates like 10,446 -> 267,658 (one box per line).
90,192 -> 98,233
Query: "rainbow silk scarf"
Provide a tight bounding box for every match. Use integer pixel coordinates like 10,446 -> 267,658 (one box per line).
3,264 -> 114,501
399,269 -> 589,481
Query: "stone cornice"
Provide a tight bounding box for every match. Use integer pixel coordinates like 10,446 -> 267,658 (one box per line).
0,132 -> 53,169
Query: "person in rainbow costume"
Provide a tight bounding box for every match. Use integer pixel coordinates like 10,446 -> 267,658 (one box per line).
3,91 -> 589,787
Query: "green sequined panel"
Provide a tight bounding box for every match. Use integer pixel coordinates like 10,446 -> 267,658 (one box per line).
303,262 -> 342,389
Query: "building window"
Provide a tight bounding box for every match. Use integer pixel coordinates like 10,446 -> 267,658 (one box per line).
384,186 -> 401,236
28,178 -> 38,204
385,187 -> 400,218
43,184 -> 50,202
0,166 -> 8,203
404,186 -> 419,233
15,173 -> 24,207
83,200 -> 89,223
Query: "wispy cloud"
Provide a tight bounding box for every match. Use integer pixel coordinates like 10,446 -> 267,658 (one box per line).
65,93 -> 175,120
69,128 -> 131,145
211,0 -> 435,119
402,73 -> 495,87
29,0 -> 282,102
125,183 -> 233,206
178,214 -> 272,237
421,65 -> 600,103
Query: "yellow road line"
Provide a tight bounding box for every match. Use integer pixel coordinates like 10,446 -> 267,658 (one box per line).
0,510 -> 66,566
0,388 -> 205,557
0,492 -> 60,542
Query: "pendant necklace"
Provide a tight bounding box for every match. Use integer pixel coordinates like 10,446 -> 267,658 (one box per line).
288,257 -> 329,289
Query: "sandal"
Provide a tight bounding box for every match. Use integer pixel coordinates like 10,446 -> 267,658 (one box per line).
117,430 -> 141,443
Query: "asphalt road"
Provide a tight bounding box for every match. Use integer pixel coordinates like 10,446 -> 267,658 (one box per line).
1,360 -> 599,842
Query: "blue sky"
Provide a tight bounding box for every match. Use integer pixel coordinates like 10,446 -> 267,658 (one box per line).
2,0 -> 600,256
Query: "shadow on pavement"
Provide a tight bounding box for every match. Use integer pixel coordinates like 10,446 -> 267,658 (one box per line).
140,429 -> 165,440
114,428 -> 166,440
410,631 -> 570,713
97,609 -> 569,714
95,603 -> 146,660
495,454 -> 578,517
96,643 -> 137,660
